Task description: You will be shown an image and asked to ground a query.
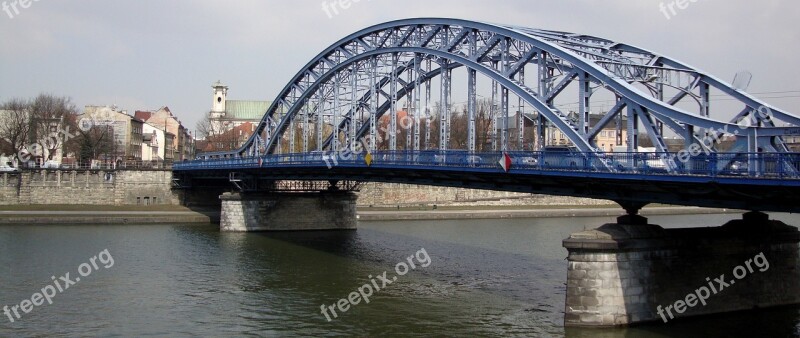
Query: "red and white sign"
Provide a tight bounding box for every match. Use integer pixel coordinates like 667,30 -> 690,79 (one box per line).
499,152 -> 512,172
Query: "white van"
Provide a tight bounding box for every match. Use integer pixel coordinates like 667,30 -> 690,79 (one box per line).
43,160 -> 61,169
0,157 -> 18,173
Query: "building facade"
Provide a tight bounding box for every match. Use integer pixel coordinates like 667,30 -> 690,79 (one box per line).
142,123 -> 167,162
134,107 -> 194,162
164,132 -> 175,163
785,135 -> 800,152
545,112 -> 628,152
80,105 -> 144,164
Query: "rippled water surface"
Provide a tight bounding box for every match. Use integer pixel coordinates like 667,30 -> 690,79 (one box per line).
1,213 -> 799,337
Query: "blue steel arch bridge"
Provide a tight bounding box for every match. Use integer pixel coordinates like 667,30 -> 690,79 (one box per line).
175,18 -> 800,214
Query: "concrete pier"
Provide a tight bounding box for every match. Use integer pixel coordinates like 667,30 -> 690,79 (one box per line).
563,212 -> 800,327
219,191 -> 357,232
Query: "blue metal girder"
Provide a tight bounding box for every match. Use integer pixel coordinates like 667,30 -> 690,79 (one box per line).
175,150 -> 800,213
200,18 -> 800,163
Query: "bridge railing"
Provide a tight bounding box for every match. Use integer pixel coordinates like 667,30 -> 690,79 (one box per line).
174,150 -> 800,179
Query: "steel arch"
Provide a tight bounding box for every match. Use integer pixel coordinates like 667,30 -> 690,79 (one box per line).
204,18 -> 800,162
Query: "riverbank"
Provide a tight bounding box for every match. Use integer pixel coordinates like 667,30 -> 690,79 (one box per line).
0,205 -> 218,225
0,204 -> 742,224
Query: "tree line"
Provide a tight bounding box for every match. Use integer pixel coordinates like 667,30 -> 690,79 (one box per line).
0,94 -> 120,166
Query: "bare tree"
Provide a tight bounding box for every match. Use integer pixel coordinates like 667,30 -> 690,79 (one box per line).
196,111 -> 223,140
427,102 -> 442,150
28,94 -> 80,161
0,98 -> 31,159
0,94 -> 79,163
78,125 -> 114,166
422,99 -> 496,151
475,98 -> 496,152
449,105 -> 468,150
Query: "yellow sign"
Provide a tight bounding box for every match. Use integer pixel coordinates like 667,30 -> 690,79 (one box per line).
365,152 -> 373,166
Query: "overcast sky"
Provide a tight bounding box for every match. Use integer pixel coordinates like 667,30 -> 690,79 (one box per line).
1,0 -> 798,131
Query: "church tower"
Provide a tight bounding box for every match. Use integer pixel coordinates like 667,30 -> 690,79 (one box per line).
211,80 -> 228,116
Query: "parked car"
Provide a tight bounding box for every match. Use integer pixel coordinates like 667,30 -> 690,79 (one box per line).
0,160 -> 19,173
540,146 -> 583,169
720,160 -> 749,176
605,153 -> 670,173
514,156 -> 539,168
43,160 -> 60,169
466,155 -> 482,165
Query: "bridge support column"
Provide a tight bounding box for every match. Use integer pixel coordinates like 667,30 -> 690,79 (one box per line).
562,212 -> 800,327
219,191 -> 357,232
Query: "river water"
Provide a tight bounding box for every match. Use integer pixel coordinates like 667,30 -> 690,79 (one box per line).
1,213 -> 799,337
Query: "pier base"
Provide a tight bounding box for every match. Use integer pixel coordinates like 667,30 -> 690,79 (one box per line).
563,212 -> 800,327
219,191 -> 357,232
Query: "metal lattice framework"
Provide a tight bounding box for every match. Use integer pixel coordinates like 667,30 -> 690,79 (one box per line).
203,18 -> 800,172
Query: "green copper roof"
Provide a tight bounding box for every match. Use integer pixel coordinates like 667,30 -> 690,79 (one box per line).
225,100 -> 271,120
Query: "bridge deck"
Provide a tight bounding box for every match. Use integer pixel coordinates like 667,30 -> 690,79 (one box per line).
174,151 -> 800,213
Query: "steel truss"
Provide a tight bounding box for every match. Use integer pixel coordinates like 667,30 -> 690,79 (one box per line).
201,18 -> 800,174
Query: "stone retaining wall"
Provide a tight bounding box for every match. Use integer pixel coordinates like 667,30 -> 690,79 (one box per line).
0,170 -> 180,206
357,182 -> 610,207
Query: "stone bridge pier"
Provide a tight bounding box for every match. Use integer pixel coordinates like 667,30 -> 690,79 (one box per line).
219,191 -> 358,232
563,211 -> 800,327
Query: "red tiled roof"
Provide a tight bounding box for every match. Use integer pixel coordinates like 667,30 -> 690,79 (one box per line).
134,111 -> 152,121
